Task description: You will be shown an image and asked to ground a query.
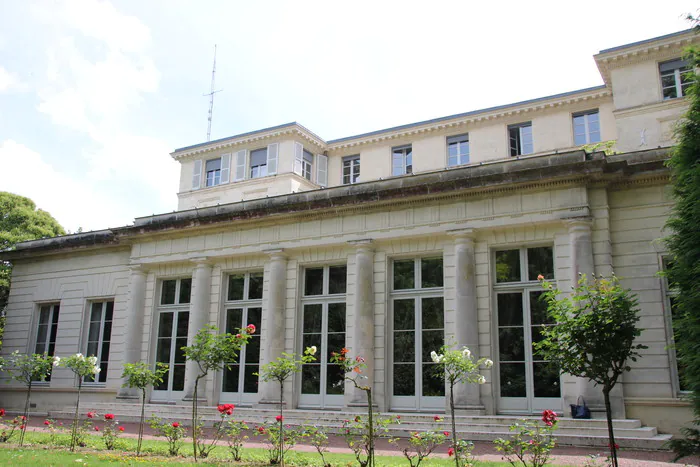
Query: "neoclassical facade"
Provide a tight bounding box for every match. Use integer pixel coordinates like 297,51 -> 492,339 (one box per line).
1,29 -> 696,436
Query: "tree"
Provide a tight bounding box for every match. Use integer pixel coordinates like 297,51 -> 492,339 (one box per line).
536,274 -> 645,467
665,45 -> 700,461
182,325 -> 251,462
0,192 -> 65,346
121,362 -> 169,456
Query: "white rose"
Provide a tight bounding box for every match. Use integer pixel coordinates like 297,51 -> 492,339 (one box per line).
484,359 -> 494,369
52,356 -> 61,367
462,347 -> 471,358
93,366 -> 101,374
430,351 -> 439,363
75,353 -> 84,361
88,356 -> 98,365
308,346 -> 317,355
477,375 -> 486,384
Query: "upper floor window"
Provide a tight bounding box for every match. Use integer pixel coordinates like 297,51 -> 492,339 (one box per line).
302,150 -> 314,181
573,110 -> 601,146
343,155 -> 361,185
161,278 -> 192,305
447,134 -> 470,167
85,301 -> 113,384
35,303 -> 60,382
249,148 -> 268,179
662,258 -> 687,393
660,58 -> 693,100
205,158 -> 222,187
392,145 -> 413,176
509,122 -> 533,157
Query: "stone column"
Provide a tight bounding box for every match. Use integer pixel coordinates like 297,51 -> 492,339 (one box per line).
117,265 -> 147,400
348,240 -> 375,407
449,229 -> 484,413
183,258 -> 213,402
257,249 -> 288,406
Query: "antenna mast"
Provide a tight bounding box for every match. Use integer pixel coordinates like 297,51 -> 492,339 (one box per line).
204,44 -> 223,141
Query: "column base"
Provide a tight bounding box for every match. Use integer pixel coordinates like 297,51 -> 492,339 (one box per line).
115,395 -> 140,403
452,405 -> 486,416
254,399 -> 287,410
181,396 -> 208,403
344,400 -> 379,412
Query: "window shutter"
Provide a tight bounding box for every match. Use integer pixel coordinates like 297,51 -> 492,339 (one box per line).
316,154 -> 328,187
267,143 -> 279,175
293,142 -> 303,176
192,159 -> 202,190
234,150 -> 246,181
220,153 -> 231,184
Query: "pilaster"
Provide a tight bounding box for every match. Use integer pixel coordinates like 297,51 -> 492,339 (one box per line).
183,258 -> 213,402
117,265 -> 147,400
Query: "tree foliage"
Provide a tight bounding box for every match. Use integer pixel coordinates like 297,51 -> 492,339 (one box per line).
0,192 -> 65,343
665,45 -> 700,461
536,274 -> 645,467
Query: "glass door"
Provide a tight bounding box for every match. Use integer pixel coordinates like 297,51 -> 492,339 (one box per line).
220,306 -> 262,405
152,310 -> 189,401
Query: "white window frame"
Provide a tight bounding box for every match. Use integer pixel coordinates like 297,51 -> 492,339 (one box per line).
447,134 -> 470,167
83,300 -> 114,385
392,145 -> 413,176
220,272 -> 264,405
572,110 -> 601,146
205,158 -> 222,187
342,155 -> 361,184
508,122 -> 533,157
660,58 -> 693,100
249,148 -> 268,179
660,256 -> 687,396
302,150 -> 314,181
298,264 -> 347,410
33,303 -> 60,383
389,256 -> 445,411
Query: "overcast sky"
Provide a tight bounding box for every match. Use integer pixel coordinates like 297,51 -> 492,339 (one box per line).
0,0 -> 696,232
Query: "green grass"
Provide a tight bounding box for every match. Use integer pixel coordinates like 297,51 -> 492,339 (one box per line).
0,431 -> 515,466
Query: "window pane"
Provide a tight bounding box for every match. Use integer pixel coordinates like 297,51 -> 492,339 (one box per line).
303,304 -> 323,333
302,364 -> 321,394
226,308 -> 243,333
161,280 -> 176,305
527,246 -> 553,280
393,331 -> 415,362
176,312 -> 189,337
174,338 -> 187,363
105,301 -> 114,321
303,332 -> 322,354
158,312 -> 173,338
422,364 -> 445,396
243,365 -> 259,393
497,293 -> 523,326
421,257 -> 443,288
422,297 -> 444,330
393,259 -> 415,290
156,338 -> 171,364
496,250 -> 521,283
529,291 -> 552,325
533,362 -> 561,397
393,299 -> 415,330
223,365 -> 240,392
88,321 -> 101,343
245,336 -> 261,364
422,329 -> 443,361
172,364 -> 186,391
393,364 -> 415,396
500,363 -> 526,397
328,303 -> 346,333
327,333 -> 346,361
248,272 -> 264,300
326,364 -> 344,395
304,268 -> 324,296
499,327 -> 525,362
247,307 -> 262,332
90,303 -> 102,322
179,278 -> 192,304
328,266 -> 347,294
228,275 -> 245,301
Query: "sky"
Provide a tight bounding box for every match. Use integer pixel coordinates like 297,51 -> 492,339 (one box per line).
0,0 -> 697,233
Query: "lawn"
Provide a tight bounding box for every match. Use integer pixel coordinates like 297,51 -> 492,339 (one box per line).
0,431 -> 518,466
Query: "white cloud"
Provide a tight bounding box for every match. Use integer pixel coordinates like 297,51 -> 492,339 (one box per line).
0,66 -> 28,93
0,140 -> 135,231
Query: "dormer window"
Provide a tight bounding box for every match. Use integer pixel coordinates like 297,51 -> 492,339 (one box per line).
302,150 -> 314,181
250,148 -> 268,179
508,122 -> 533,157
392,145 -> 413,176
660,58 -> 693,100
205,158 -> 222,187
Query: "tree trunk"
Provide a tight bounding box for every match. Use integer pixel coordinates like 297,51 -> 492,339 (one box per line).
450,380 -> 458,467
20,381 -> 32,446
280,378 -> 285,467
603,386 -> 618,467
137,388 -> 146,456
70,379 -> 83,452
367,388 -> 374,467
192,376 -> 201,462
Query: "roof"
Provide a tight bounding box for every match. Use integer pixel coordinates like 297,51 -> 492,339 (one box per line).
598,28 -> 695,55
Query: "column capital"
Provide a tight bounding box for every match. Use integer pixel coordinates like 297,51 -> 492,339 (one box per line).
190,257 -> 213,268
447,228 -> 477,242
263,248 -> 287,260
348,239 -> 374,252
128,264 -> 147,275
564,217 -> 592,231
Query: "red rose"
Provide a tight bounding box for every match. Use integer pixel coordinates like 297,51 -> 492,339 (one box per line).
443,431 -> 450,436
236,333 -> 242,339
354,416 -> 361,423
119,426 -> 125,432
0,409 -> 5,416
20,416 -> 26,421
44,420 -> 51,426
276,415 -> 283,422
20,425 -> 25,430
340,347 -> 349,355
448,448 -> 455,456
396,415 -> 401,420
172,422 -> 180,428
246,324 -> 256,334
434,415 -> 442,421
87,412 -> 95,419
257,426 -> 265,433
537,274 -> 545,281
104,413 -> 114,420
94,426 -> 99,431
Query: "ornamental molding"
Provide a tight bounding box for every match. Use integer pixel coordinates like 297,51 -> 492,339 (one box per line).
613,98 -> 688,118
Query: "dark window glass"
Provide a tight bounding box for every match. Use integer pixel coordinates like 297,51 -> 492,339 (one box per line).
496,250 -> 521,283
223,366 -> 239,393
243,365 -> 258,393
533,362 -> 561,397
328,266 -> 347,294
326,364 -> 344,394
500,363 -> 526,397
226,308 -> 243,333
179,278 -> 192,304
393,364 -> 415,396
248,273 -> 264,300
421,257 -> 443,288
393,331 -> 415,362
161,280 -> 176,305
497,293 -> 523,326
422,364 -> 445,396
303,304 -> 323,333
327,303 -> 346,333
422,297 -> 444,330
393,260 -> 415,290
304,268 -> 324,296
527,247 -> 554,281
393,299 -> 415,331
302,364 -> 321,394
227,275 -> 245,301
499,328 -> 525,362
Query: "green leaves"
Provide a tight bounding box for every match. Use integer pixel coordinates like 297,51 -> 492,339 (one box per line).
182,324 -> 251,377
121,362 -> 168,390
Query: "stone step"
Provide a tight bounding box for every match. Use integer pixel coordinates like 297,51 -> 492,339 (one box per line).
49,403 -> 669,449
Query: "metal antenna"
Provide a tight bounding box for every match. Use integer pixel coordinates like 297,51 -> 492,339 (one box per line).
204,44 -> 223,141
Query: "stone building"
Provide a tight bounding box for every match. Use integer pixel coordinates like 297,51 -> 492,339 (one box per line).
0,29 -> 695,439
